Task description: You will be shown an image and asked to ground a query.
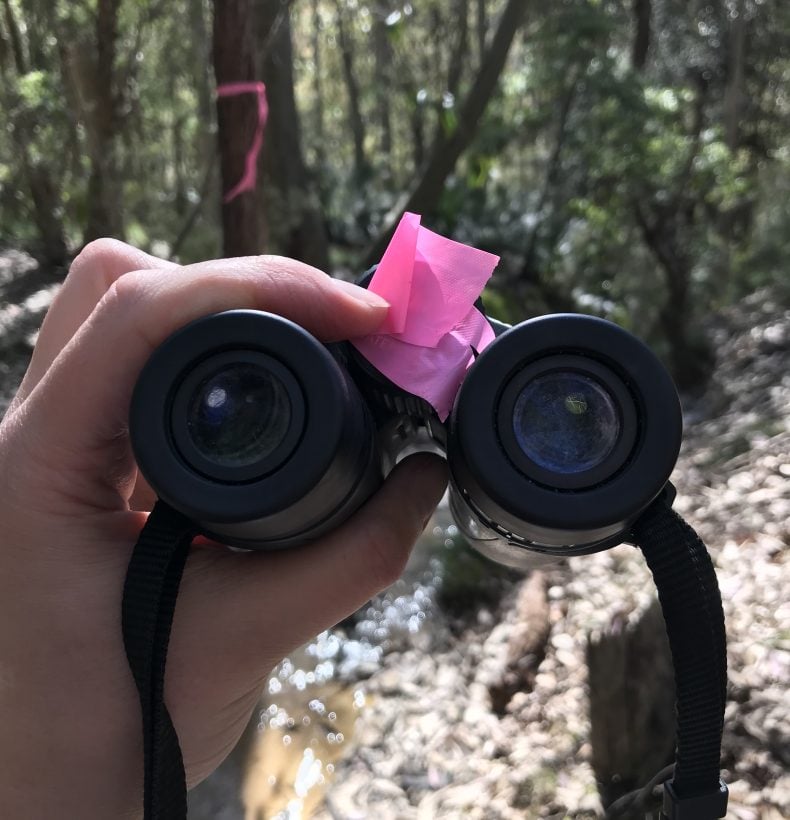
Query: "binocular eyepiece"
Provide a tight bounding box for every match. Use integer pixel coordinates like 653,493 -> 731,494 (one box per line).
130,308 -> 682,569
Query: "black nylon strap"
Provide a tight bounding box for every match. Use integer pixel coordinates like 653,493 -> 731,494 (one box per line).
121,494 -> 727,820
632,493 -> 728,818
122,501 -> 196,820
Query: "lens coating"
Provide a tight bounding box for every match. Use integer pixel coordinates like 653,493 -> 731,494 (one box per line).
512,371 -> 620,475
186,363 -> 292,468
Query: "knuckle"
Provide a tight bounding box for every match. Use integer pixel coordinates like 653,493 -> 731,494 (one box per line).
103,268 -> 150,311
68,238 -> 129,287
97,270 -> 155,342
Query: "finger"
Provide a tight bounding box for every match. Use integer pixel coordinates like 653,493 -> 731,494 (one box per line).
16,256 -> 389,506
10,239 -> 177,412
173,453 -> 449,682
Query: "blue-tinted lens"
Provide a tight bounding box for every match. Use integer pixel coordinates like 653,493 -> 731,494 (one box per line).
186,363 -> 291,468
512,372 -> 620,475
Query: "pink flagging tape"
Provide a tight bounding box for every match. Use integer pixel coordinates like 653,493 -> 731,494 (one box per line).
352,212 -> 500,420
216,81 -> 269,203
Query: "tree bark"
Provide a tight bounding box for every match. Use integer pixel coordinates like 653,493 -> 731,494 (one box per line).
631,0 -> 651,71
446,0 -> 469,102
364,0 -> 530,268
189,0 -> 216,165
0,0 -> 67,265
84,0 -> 124,243
256,0 -> 329,269
520,72 -> 579,285
1,0 -> 25,72
333,0 -> 368,182
476,0 -> 487,63
724,0 -> 746,151
213,0 -> 263,257
587,601 -> 676,812
373,5 -> 393,160
311,0 -> 327,168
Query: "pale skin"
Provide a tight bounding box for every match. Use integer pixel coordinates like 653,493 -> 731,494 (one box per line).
0,239 -> 448,819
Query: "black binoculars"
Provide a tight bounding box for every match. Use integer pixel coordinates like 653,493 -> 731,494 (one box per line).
130,301 -> 682,569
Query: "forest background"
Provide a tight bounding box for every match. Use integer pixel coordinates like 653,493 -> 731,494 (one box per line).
1,0 -> 788,392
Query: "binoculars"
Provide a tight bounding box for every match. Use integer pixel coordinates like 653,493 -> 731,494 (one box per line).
130,301 -> 682,569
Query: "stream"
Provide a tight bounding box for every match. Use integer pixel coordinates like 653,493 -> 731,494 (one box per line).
189,503 -> 467,820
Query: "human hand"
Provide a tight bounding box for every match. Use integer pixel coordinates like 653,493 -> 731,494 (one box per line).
0,240 -> 448,820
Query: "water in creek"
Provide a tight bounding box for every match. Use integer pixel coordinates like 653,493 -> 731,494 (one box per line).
190,505 -> 460,820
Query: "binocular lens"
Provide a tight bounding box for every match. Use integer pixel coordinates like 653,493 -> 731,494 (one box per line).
130,310 -> 382,549
186,363 -> 292,468
512,371 -> 620,475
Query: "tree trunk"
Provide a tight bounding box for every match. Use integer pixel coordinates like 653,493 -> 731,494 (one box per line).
587,601 -> 676,814
333,0 -> 368,182
476,0 -> 487,63
364,0 -> 530,268
373,5 -> 393,160
189,0 -> 217,166
0,0 -> 67,266
213,0 -> 263,257
724,0 -> 746,151
447,0 -> 469,101
256,0 -> 329,270
84,0 -> 124,243
631,0 -> 651,71
311,0 -> 327,169
519,72 -> 579,286
634,204 -> 714,390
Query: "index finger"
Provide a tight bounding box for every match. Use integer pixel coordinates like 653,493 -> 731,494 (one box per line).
16,255 -> 389,509
9,239 -> 178,414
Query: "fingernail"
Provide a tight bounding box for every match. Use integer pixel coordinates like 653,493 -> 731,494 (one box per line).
333,278 -> 390,309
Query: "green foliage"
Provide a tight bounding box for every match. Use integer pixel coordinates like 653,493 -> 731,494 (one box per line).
0,0 -> 787,373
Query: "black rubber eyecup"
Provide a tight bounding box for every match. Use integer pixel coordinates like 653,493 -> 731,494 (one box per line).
449,313 -> 682,549
130,310 -> 350,525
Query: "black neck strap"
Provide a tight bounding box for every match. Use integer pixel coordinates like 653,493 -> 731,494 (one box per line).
122,494 -> 728,820
632,494 -> 729,819
122,502 -> 196,819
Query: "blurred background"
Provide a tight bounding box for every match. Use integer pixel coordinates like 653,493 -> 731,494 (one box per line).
0,1 -> 788,818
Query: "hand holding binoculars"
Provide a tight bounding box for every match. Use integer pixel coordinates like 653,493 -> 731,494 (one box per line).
129,302 -> 683,569
126,281 -> 729,820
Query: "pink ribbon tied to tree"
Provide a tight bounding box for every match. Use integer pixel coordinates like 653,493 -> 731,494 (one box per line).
352,212 -> 501,420
216,81 -> 268,203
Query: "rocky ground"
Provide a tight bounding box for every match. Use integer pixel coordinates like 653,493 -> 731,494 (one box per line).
1,251 -> 787,819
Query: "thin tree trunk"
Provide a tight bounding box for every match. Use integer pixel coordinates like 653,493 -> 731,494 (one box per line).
311,0 -> 327,168
519,72 -> 579,302
333,0 -> 368,182
84,0 -> 124,243
447,0 -> 469,102
256,0 -> 329,269
631,0 -> 651,70
212,0 -> 263,257
364,0 -> 530,267
724,0 -> 746,151
1,0 -> 25,71
0,0 -> 67,265
373,6 -> 393,160
189,0 -> 216,165
476,0 -> 487,62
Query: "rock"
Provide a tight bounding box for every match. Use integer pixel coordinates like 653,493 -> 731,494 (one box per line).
485,571 -> 551,715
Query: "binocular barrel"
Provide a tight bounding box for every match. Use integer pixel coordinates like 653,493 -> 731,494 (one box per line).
130,310 -> 682,567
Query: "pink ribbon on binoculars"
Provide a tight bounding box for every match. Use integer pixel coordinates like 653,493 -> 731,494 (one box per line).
216,81 -> 268,203
352,212 -> 501,420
